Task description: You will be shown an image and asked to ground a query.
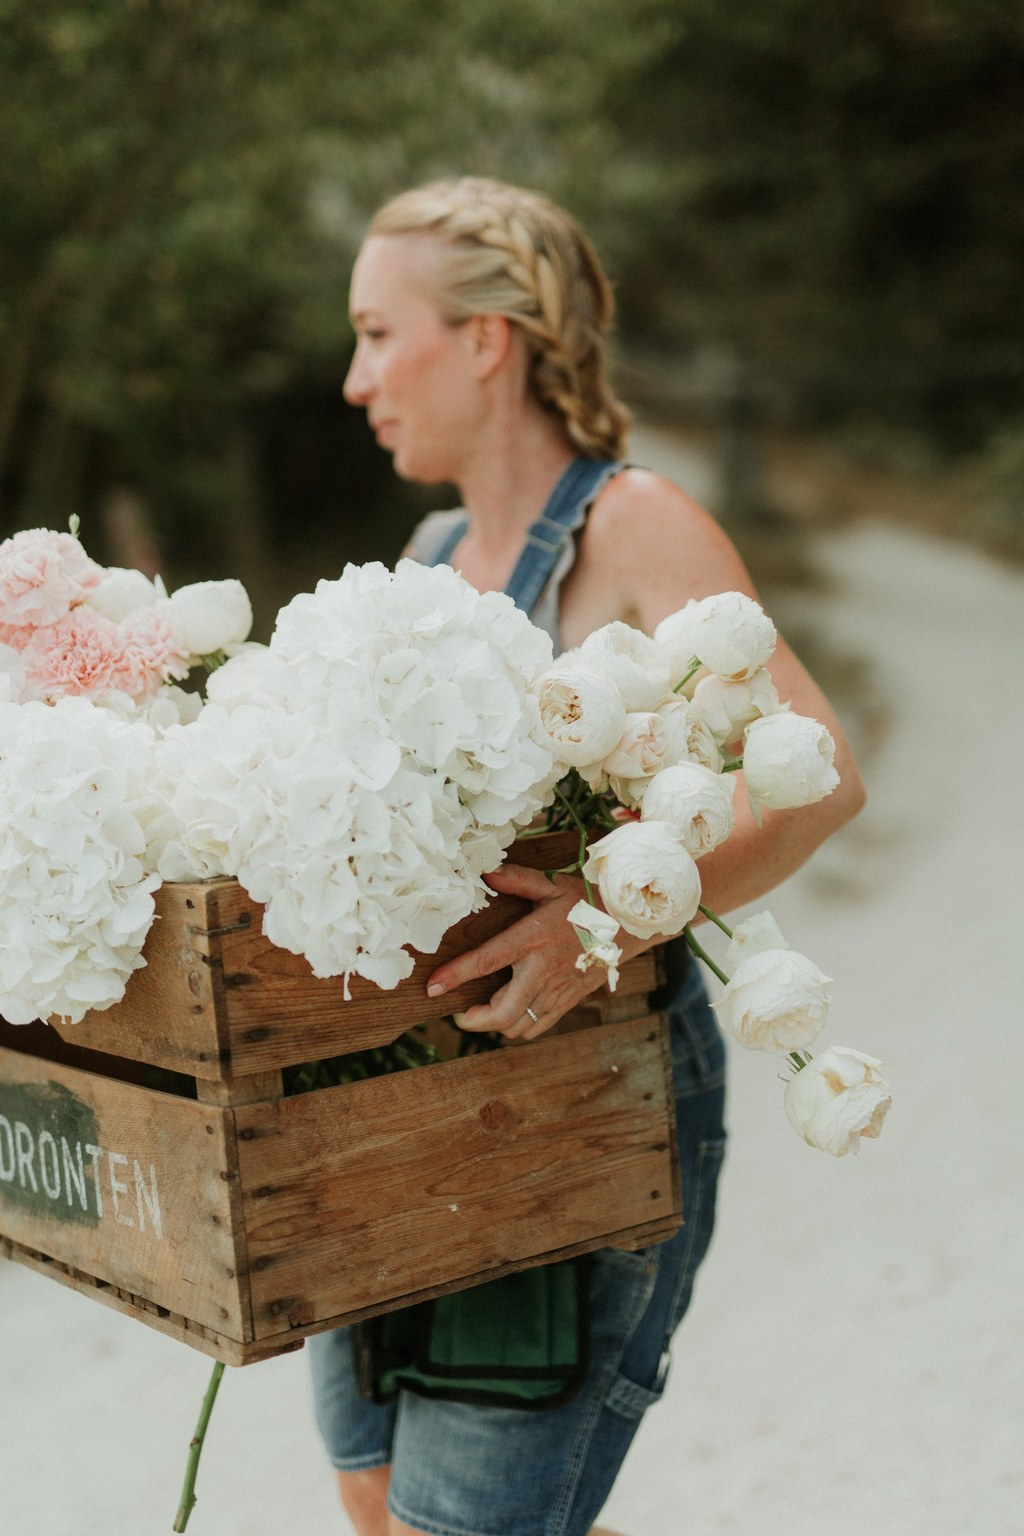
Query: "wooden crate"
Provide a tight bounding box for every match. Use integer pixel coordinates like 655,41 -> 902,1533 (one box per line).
0,835 -> 680,1365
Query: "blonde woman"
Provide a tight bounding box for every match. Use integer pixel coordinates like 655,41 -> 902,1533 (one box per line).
308,177 -> 865,1536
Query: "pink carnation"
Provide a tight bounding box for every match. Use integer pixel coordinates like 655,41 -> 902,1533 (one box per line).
0,528 -> 103,629
0,621 -> 33,651
109,610 -> 190,700
21,608 -> 124,702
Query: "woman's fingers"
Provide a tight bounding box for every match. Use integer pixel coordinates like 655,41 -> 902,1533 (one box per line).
426,866 -> 580,999
426,863 -> 605,1036
426,921 -> 527,999
454,982 -> 553,1040
453,978 -> 533,1037
451,943 -> 597,1040
482,862 -> 567,901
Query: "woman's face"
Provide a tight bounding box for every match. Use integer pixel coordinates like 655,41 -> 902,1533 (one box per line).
345,235 -> 484,484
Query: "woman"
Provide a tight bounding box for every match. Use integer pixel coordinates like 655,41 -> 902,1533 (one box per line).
308,177 -> 865,1536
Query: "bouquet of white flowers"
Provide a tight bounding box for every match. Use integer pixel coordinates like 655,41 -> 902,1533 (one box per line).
0,525 -> 890,1158
146,559 -> 561,992
0,525 -> 253,1026
531,590 -> 892,1160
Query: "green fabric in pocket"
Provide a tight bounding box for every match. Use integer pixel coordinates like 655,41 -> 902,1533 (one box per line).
356,1257 -> 590,1410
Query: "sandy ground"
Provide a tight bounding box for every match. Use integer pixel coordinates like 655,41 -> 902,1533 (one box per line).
2,491 -> 1022,1535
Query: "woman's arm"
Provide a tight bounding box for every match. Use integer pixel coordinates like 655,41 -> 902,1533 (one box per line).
566,469 -> 867,903
426,471 -> 865,1037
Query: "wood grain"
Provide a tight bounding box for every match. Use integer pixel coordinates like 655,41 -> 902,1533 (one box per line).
0,1045 -> 248,1338
233,1014 -> 679,1340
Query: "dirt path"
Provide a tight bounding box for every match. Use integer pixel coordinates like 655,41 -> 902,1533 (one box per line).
1,509 -> 1021,1536
599,514 -> 1024,1536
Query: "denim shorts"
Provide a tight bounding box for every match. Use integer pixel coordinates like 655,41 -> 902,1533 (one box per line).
308,966 -> 726,1536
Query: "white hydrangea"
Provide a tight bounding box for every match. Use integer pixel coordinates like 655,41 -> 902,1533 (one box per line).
0,697 -> 161,1025
152,560 -> 561,989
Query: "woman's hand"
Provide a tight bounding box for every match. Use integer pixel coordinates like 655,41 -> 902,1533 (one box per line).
425,863 -> 621,1041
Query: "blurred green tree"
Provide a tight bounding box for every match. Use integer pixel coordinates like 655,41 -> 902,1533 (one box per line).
598,0 -> 1024,440
0,0 -> 667,602
2,0 -> 1022,581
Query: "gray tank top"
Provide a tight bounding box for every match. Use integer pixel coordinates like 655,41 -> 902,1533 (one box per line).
403,460 -> 624,656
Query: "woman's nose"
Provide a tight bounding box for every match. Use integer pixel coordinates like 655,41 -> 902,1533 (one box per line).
343,344 -> 373,406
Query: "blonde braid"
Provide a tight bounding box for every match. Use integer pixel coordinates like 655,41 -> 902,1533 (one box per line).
368,178 -> 631,459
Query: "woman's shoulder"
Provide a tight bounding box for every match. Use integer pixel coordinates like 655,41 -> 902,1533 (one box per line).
593,467 -> 737,564
582,465 -> 760,620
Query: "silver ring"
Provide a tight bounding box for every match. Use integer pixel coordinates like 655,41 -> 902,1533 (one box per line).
524,1006 -> 539,1023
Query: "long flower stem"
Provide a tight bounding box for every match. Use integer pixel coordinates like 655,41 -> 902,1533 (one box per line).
697,903 -> 734,940
683,926 -> 730,986
173,1361 -> 225,1532
552,783 -> 595,902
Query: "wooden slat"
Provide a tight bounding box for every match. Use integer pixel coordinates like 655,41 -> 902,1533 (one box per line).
212,828 -> 596,1073
212,889 -> 658,1077
49,882 -> 227,1075
48,830 -> 630,1081
0,1239 -> 298,1366
259,1210 -> 684,1350
232,1014 -> 679,1340
0,1046 -> 248,1340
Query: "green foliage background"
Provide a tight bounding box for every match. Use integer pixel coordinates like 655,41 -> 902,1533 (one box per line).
2,0 -> 1022,611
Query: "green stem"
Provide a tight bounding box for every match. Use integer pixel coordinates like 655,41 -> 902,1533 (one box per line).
697,904 -> 734,939
683,926 -> 730,986
173,1361 -> 226,1533
672,657 -> 702,693
552,783 -> 595,902
721,758 -> 743,772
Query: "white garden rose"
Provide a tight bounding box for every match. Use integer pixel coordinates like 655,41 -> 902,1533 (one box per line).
566,899 -> 622,990
577,622 -> 671,711
567,899 -> 620,946
534,662 -> 626,767
784,1047 -> 893,1156
656,592 -> 776,682
713,946 -> 832,1053
742,711 -> 839,810
652,600 -> 702,685
600,698 -> 722,812
582,820 -> 701,939
690,667 -> 785,744
656,696 -> 724,774
87,566 -> 167,621
639,761 -> 736,858
602,711 -> 668,779
155,578 -> 253,658
724,910 -> 789,963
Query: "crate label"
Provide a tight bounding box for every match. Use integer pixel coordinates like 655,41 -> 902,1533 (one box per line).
0,1078 -> 162,1239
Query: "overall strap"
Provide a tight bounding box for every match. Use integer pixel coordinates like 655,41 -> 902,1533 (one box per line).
429,516 -> 469,569
429,457 -> 623,616
502,458 -> 621,615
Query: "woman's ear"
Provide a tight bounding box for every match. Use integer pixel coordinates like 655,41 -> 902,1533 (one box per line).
465,314 -> 513,381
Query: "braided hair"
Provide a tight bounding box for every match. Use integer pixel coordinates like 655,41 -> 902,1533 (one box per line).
368,178 -> 631,460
